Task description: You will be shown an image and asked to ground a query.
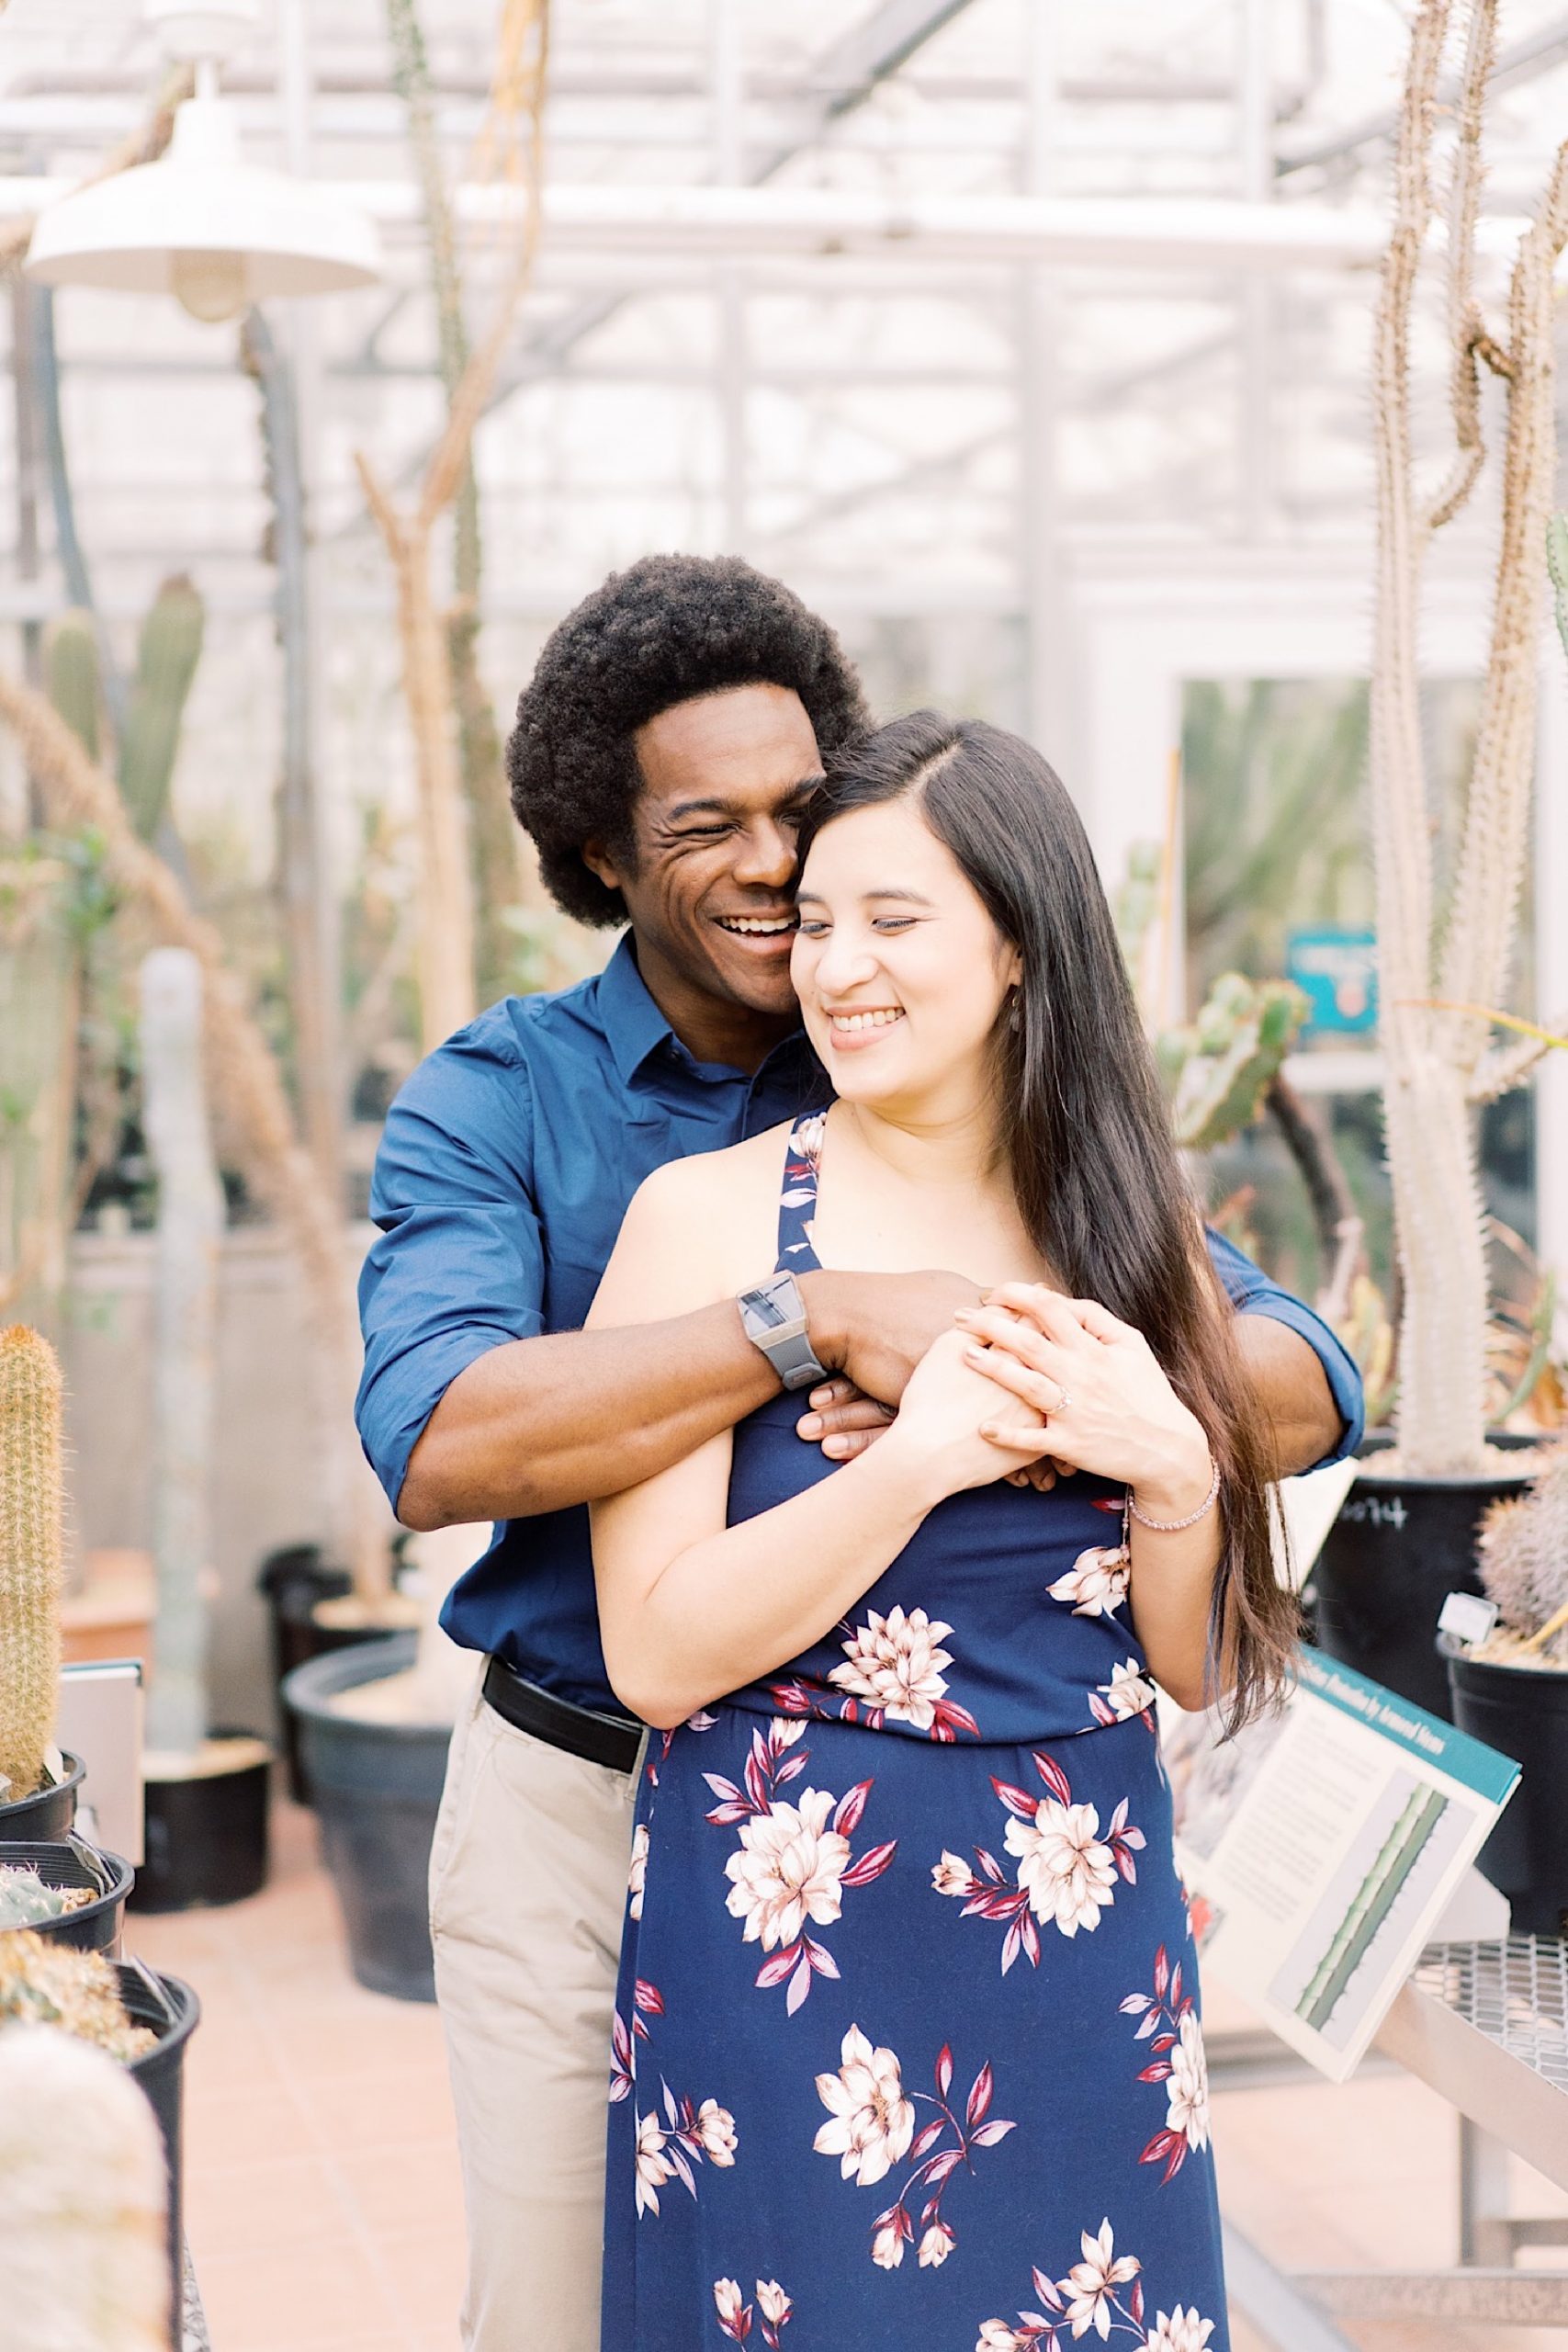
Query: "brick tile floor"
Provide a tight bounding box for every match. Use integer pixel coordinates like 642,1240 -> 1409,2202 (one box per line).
130,1798 -> 1568,2352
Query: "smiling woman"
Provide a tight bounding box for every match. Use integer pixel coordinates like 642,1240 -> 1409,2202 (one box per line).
585,706 -> 1279,2349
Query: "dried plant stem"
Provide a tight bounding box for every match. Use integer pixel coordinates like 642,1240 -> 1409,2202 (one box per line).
355,0 -> 550,1049
0,669 -> 392,1599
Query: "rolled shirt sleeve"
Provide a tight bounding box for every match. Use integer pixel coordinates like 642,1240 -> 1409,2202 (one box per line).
1203,1226 -> 1366,1467
356,1029 -> 547,1515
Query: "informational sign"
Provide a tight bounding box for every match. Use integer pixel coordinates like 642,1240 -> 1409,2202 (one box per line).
1285,926 -> 1378,1035
1175,1651 -> 1518,2082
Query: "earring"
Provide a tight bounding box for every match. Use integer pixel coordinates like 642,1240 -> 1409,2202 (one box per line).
1007,987 -> 1022,1032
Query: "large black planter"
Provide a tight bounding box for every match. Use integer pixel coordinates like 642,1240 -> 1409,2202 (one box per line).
283,1633 -> 450,2003
0,1836 -> 134,1952
257,1547 -> 415,1804
0,1751 -> 84,1840
122,1964 -> 200,2351
1443,1634 -> 1568,1936
1312,1443 -> 1537,1721
133,1734 -> 272,1913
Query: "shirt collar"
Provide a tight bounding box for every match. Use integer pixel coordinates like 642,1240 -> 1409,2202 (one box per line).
596,932 -> 678,1085
594,929 -> 814,1090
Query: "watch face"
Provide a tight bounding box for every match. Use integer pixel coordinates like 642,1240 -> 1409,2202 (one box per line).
748,1291 -> 790,1331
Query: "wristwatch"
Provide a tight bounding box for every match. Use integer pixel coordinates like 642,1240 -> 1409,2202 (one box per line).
737,1272 -> 829,1393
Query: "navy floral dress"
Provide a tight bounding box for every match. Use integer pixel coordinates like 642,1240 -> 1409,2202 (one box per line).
603,1118 -> 1228,2352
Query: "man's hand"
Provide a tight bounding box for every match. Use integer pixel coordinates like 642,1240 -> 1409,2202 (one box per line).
800,1268 -> 982,1405
796,1269 -> 1064,1478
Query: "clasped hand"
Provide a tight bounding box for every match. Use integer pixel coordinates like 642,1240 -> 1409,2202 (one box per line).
954,1285 -> 1212,1501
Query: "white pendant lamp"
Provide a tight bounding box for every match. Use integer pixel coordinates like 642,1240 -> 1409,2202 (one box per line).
24,1 -> 380,321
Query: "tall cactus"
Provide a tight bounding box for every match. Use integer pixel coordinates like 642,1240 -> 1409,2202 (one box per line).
118,575 -> 204,846
140,949 -> 222,1758
0,1326 -> 64,1805
43,608 -> 100,762
0,2024 -> 169,2352
1371,0 -> 1568,1475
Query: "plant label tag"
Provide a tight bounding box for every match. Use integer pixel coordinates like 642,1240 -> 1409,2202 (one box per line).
1438,1591 -> 1499,1646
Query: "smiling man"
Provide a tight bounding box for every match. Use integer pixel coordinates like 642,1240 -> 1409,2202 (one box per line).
355,554 -> 1364,2352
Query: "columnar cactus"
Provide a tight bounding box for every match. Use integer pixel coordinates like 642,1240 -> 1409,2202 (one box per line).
1371,0 -> 1568,1475
141,948 -> 222,1759
0,1326 -> 64,1806
0,2024 -> 169,2352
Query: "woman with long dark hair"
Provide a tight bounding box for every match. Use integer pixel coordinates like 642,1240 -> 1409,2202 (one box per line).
589,712 -> 1292,2350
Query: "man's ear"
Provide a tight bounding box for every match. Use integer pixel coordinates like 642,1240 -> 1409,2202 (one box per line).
581,838 -> 622,893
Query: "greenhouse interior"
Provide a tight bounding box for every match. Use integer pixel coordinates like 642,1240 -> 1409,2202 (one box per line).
3,0 -> 1568,2346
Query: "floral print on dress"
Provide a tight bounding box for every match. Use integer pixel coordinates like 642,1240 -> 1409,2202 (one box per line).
932,1749 -> 1145,1968
772,1606 -> 981,1741
633,2086 -> 739,2218
975,2217 -> 1216,2347
609,1976 -> 664,2102
627,1822 -> 649,1920
1120,1947 -> 1211,2182
1048,1542 -> 1131,1621
1089,1659 -> 1158,1728
814,2025 -> 1015,2269
705,1717 -> 896,2011
714,2276 -> 794,2345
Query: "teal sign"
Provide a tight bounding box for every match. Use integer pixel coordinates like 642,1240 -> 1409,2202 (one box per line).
1285,928 -> 1378,1036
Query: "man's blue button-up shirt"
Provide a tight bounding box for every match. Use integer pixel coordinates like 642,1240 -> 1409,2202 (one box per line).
357,933 -> 1366,1716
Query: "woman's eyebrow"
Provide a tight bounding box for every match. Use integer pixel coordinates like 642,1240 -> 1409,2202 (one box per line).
794,885 -> 935,908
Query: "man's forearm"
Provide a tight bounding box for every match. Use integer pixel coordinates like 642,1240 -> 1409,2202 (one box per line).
395,1264 -> 976,1531
398,1299 -> 782,1529
1233,1314 -> 1345,1476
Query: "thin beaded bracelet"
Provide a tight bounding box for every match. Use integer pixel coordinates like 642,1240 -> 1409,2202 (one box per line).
1124,1456 -> 1222,1534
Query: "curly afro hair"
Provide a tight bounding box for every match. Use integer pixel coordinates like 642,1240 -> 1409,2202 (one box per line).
507,553 -> 870,925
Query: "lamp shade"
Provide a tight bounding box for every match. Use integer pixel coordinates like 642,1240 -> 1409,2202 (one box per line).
25,94 -> 380,316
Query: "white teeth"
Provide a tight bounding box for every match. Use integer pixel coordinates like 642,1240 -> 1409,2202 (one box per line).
720,917 -> 795,935
829,1009 -> 904,1032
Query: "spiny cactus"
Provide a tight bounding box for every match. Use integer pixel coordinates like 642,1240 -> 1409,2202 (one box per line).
44,609 -> 101,763
118,574 -> 204,844
1478,1446 -> 1568,1661
0,2024 -> 169,2352
0,1869 -> 90,1930
0,1935 -> 153,2064
0,1327 -> 64,1806
1160,972 -> 1308,1152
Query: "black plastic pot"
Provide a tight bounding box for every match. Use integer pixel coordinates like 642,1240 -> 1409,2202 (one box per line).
257,1545 -> 355,1801
1442,1634 -> 1568,1936
283,1633 -> 450,2003
1312,1441 -> 1538,1721
0,1836 -> 134,1952
122,1963 -> 200,2351
133,1734 -> 272,1913
0,1751 -> 85,1840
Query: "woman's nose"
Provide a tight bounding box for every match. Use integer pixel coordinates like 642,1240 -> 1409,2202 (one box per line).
813,930 -> 879,993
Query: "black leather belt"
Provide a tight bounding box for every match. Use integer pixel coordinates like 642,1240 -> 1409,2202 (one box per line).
482,1656 -> 641,1776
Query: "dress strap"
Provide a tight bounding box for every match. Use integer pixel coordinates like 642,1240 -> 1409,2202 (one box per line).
775,1114 -> 826,1273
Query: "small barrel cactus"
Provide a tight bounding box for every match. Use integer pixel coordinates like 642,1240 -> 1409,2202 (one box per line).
0,1327 -> 64,1806
0,2023 -> 169,2352
0,1867 -> 89,1930
0,1933 -> 154,2064
1478,1446 -> 1568,1662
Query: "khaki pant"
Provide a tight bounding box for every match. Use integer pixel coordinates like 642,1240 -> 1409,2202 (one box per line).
429,1664 -> 639,2352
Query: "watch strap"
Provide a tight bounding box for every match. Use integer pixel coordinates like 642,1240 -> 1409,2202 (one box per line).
737,1273 -> 829,1393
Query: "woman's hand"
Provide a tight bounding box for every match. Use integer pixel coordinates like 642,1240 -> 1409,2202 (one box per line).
879,1327 -> 1049,1500
955,1285 -> 1213,1515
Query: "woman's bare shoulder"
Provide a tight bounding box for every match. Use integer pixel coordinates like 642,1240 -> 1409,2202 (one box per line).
591,1119 -> 798,1320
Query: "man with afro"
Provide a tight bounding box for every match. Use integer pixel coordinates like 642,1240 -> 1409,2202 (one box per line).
356,554 -> 1359,2351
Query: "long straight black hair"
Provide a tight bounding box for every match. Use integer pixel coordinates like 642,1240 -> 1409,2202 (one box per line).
796,710 -> 1295,1732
